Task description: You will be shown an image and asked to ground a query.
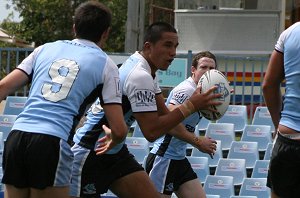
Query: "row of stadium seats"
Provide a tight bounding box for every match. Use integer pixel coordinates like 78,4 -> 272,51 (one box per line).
0,97 -> 274,197
1,97 -> 275,134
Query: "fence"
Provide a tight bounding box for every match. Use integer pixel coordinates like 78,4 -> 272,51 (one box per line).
0,48 -> 280,121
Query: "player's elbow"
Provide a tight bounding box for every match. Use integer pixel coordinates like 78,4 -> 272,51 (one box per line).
142,130 -> 160,142
262,80 -> 275,95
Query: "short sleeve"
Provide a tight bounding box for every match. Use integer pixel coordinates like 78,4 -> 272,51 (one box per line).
101,57 -> 122,104
17,45 -> 44,75
124,67 -> 157,113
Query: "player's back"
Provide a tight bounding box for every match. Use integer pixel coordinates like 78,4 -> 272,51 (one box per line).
13,39 -> 117,141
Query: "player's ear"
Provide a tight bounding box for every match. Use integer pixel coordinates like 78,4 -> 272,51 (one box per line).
191,66 -> 196,75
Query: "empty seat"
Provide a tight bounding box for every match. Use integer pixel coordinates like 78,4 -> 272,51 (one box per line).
239,178 -> 270,198
0,114 -> 17,141
251,160 -> 269,178
241,125 -> 272,152
215,158 -> 247,187
186,156 -> 210,184
125,137 -> 149,164
227,141 -> 259,170
216,105 -> 248,133
252,106 -> 275,133
3,96 -> 27,115
204,175 -> 235,198
205,123 -> 235,152
195,117 -> 211,134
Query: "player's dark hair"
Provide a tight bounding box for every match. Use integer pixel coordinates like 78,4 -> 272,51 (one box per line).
192,51 -> 217,68
143,22 -> 177,44
74,1 -> 111,43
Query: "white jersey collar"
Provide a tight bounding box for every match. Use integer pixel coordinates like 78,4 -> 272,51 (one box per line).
133,51 -> 152,75
187,76 -> 197,88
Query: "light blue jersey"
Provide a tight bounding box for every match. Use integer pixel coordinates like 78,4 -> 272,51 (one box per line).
275,22 -> 300,132
74,51 -> 161,153
150,77 -> 201,160
12,39 -> 122,141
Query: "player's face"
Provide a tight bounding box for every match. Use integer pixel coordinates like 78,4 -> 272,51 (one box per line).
148,32 -> 178,71
192,57 -> 216,84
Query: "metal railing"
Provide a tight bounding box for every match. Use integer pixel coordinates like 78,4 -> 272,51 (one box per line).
1,48 -> 281,121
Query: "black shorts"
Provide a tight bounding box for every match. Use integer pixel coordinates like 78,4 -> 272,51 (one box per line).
267,132 -> 300,198
145,153 -> 197,195
70,144 -> 144,197
2,130 -> 73,189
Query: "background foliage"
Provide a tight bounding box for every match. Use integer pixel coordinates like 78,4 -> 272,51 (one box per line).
0,0 -> 174,51
1,0 -> 128,52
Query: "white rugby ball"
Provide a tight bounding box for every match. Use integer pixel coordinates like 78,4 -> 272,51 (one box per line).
197,69 -> 231,121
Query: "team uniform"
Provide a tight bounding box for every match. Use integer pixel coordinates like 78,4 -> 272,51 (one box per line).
70,51 -> 161,197
267,22 -> 300,197
145,77 -> 201,195
2,39 -> 121,189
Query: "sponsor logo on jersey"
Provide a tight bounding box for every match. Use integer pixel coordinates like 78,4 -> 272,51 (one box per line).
135,89 -> 156,107
185,124 -> 195,132
173,92 -> 189,104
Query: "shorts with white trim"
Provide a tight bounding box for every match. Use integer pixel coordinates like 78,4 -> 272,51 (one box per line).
2,130 -> 73,189
267,132 -> 300,198
145,153 -> 197,195
70,143 -> 144,197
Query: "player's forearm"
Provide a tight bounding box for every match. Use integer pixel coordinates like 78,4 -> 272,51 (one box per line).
0,69 -> 29,101
167,123 -> 201,147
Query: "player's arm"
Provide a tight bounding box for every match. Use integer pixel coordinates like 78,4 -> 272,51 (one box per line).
262,50 -> 284,132
0,46 -> 43,102
96,103 -> 128,154
0,69 -> 29,101
168,101 -> 217,155
135,93 -> 216,155
133,87 -> 220,142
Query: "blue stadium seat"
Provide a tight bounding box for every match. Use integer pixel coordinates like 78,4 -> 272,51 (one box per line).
3,96 -> 27,115
239,178 -> 270,198
216,105 -> 248,133
125,137 -> 149,164
227,141 -> 259,170
205,123 -> 235,152
252,106 -> 275,133
251,160 -> 269,178
204,175 -> 235,198
186,156 -> 210,184
195,117 -> 211,134
241,125 -> 272,152
0,114 -> 17,141
215,158 -> 247,187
